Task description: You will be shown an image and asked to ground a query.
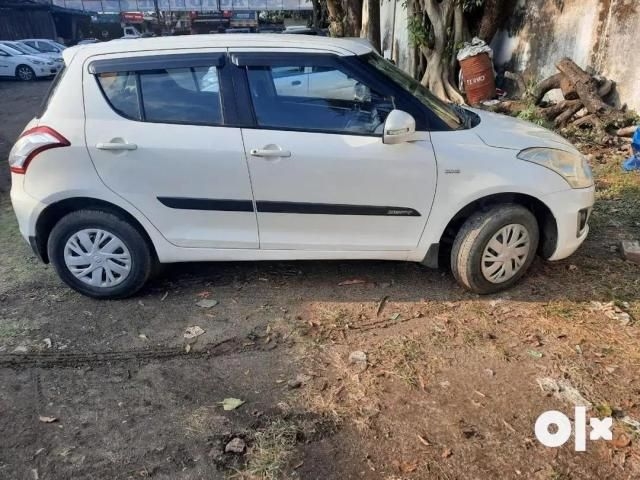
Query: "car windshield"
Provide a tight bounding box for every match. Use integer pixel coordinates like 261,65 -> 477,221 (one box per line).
5,42 -> 34,55
1,44 -> 24,56
364,52 -> 463,130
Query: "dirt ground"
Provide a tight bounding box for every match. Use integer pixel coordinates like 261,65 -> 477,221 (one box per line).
0,79 -> 639,480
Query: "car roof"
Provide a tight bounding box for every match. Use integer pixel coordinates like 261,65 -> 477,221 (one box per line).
62,34 -> 373,64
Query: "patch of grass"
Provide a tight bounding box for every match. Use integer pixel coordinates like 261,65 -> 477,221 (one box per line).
544,302 -> 580,320
0,322 -> 22,338
517,104 -> 552,129
240,419 -> 298,480
379,336 -> 426,387
0,198 -> 42,293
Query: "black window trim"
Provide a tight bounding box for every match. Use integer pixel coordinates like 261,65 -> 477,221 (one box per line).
89,52 -> 244,127
230,51 -> 434,135
88,53 -> 225,74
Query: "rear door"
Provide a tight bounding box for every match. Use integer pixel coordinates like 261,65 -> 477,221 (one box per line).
231,51 -> 437,251
84,51 -> 258,249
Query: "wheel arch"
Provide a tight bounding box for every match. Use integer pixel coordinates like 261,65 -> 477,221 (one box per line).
34,197 -> 158,264
435,192 -> 558,267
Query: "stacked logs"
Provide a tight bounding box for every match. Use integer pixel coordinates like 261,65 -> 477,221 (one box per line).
504,57 -> 637,142
502,57 -> 637,144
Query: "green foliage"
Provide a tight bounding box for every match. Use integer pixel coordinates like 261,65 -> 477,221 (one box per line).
517,104 -> 551,129
407,14 -> 430,47
462,0 -> 485,12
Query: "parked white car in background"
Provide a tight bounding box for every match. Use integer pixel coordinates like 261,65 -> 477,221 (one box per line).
20,38 -> 67,54
9,35 -> 594,299
1,41 -> 64,64
0,44 -> 60,80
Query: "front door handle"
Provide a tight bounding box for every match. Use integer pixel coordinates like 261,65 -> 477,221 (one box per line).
250,148 -> 291,158
96,142 -> 138,151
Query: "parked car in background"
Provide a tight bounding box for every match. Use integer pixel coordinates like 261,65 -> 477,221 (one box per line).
2,41 -> 64,64
20,39 -> 67,54
282,26 -> 326,35
9,35 -> 594,298
0,44 -> 60,80
77,39 -> 100,45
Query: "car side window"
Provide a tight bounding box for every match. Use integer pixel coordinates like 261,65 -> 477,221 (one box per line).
96,64 -> 223,126
246,62 -> 394,135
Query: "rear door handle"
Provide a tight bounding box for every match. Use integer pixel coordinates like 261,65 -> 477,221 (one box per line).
96,142 -> 138,151
250,148 -> 291,158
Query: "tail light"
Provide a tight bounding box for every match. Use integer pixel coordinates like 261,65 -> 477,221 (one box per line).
9,126 -> 70,174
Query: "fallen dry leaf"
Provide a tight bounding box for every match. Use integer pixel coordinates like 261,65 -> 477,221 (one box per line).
38,416 -> 58,423
184,326 -> 205,339
612,433 -> 631,449
220,397 -> 245,411
396,460 -> 418,473
196,299 -> 218,309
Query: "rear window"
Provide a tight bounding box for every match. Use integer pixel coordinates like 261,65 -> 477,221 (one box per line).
96,65 -> 222,126
36,65 -> 66,119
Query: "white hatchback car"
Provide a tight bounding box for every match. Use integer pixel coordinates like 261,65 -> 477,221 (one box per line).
9,35 -> 594,299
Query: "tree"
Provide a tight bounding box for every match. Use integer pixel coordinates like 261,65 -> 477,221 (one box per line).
360,0 -> 381,52
406,0 -> 512,102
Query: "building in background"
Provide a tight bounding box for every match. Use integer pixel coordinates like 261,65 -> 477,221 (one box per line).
0,0 -> 90,42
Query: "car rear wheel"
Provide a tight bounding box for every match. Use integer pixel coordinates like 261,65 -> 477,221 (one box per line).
451,204 -> 539,294
48,210 -> 153,299
16,65 -> 35,81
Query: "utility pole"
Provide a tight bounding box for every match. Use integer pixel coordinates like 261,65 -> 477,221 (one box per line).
153,0 -> 162,34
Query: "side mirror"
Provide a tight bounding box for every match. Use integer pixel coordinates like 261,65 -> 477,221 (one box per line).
383,109 -> 416,145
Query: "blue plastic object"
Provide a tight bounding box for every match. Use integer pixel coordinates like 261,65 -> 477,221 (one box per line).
623,127 -> 640,171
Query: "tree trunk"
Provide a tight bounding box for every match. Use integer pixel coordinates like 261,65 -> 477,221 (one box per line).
528,73 -> 562,105
360,0 -> 381,52
556,57 -> 612,114
477,0 -> 507,42
326,0 -> 345,36
418,0 -> 465,103
312,0 -> 322,29
344,0 -> 363,36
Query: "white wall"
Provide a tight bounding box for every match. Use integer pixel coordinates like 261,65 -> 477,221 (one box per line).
492,0 -> 640,110
379,0 -> 639,111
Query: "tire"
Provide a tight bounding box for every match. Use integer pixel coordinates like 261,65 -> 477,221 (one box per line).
16,65 -> 35,81
451,204 -> 539,295
48,210 -> 153,299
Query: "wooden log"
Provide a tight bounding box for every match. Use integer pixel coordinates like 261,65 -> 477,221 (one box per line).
616,125 -> 638,137
560,76 -> 578,100
598,79 -> 614,98
541,100 -> 581,120
555,58 -> 611,114
554,101 -> 585,126
528,73 -> 562,105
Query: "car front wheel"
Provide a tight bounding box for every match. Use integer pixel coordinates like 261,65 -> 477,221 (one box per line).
451,204 -> 539,294
16,65 -> 35,81
48,210 -> 153,299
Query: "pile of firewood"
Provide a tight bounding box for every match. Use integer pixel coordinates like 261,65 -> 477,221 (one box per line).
502,57 -> 637,143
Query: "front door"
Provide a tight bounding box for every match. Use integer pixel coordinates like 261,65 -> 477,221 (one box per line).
84,51 -> 258,249
233,52 -> 437,251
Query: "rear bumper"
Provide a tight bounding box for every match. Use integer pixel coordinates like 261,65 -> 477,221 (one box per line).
543,186 -> 595,261
10,174 -> 47,248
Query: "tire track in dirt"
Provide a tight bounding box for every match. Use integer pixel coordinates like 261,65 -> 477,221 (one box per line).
0,336 -> 273,369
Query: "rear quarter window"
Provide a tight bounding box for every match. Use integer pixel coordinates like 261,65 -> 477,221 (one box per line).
95,64 -> 223,126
